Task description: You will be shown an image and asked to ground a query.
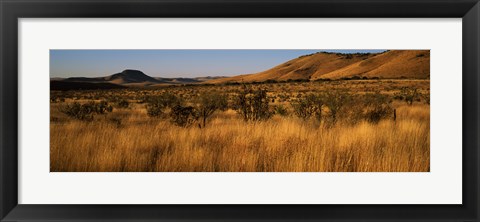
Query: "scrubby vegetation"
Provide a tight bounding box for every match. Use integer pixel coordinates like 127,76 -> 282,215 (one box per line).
50,79 -> 430,172
60,101 -> 113,121
145,93 -> 181,117
234,84 -> 272,122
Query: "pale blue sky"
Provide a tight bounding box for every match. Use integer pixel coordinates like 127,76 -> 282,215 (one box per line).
50,50 -> 385,78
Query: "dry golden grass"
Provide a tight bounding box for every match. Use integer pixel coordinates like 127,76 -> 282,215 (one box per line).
50,103 -> 429,172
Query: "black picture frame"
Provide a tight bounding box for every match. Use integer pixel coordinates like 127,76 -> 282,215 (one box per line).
1,0 -> 479,221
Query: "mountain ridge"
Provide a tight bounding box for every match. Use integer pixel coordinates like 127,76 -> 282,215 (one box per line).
207,50 -> 429,84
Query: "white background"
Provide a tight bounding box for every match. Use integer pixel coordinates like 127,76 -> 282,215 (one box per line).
19,19 -> 462,204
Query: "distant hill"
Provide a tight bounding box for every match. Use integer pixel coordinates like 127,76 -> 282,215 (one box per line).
63,69 -> 162,86
208,50 -> 429,83
52,70 -> 226,89
104,69 -> 161,84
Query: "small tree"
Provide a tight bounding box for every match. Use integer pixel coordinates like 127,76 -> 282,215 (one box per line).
195,92 -> 228,127
395,87 -> 419,105
170,105 -> 199,127
324,90 -> 351,123
292,93 -> 323,121
234,84 -> 272,121
117,99 -> 130,108
146,93 -> 181,117
90,101 -> 113,114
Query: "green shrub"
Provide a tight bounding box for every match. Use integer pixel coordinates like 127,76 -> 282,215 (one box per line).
292,93 -> 323,120
117,99 -> 130,108
60,102 -> 94,121
274,104 -> 289,116
60,101 -> 113,121
91,101 -> 113,114
195,92 -> 228,127
146,93 -> 182,117
170,105 -> 199,127
234,84 -> 272,121
395,87 -> 419,105
323,90 -> 352,123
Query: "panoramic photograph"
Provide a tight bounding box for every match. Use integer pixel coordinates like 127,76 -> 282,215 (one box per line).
50,49 -> 430,172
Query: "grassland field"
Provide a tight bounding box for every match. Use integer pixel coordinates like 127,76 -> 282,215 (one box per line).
50,79 -> 430,172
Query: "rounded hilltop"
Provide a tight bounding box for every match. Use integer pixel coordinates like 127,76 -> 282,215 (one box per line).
104,69 -> 161,84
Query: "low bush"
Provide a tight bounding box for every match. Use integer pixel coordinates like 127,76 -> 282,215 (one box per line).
292,94 -> 323,120
146,93 -> 182,117
394,87 -> 419,105
274,104 -> 289,116
234,84 -> 272,121
362,92 -> 393,123
117,99 -> 130,108
170,105 -> 199,127
195,92 -> 228,127
60,101 -> 113,121
323,90 -> 352,123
